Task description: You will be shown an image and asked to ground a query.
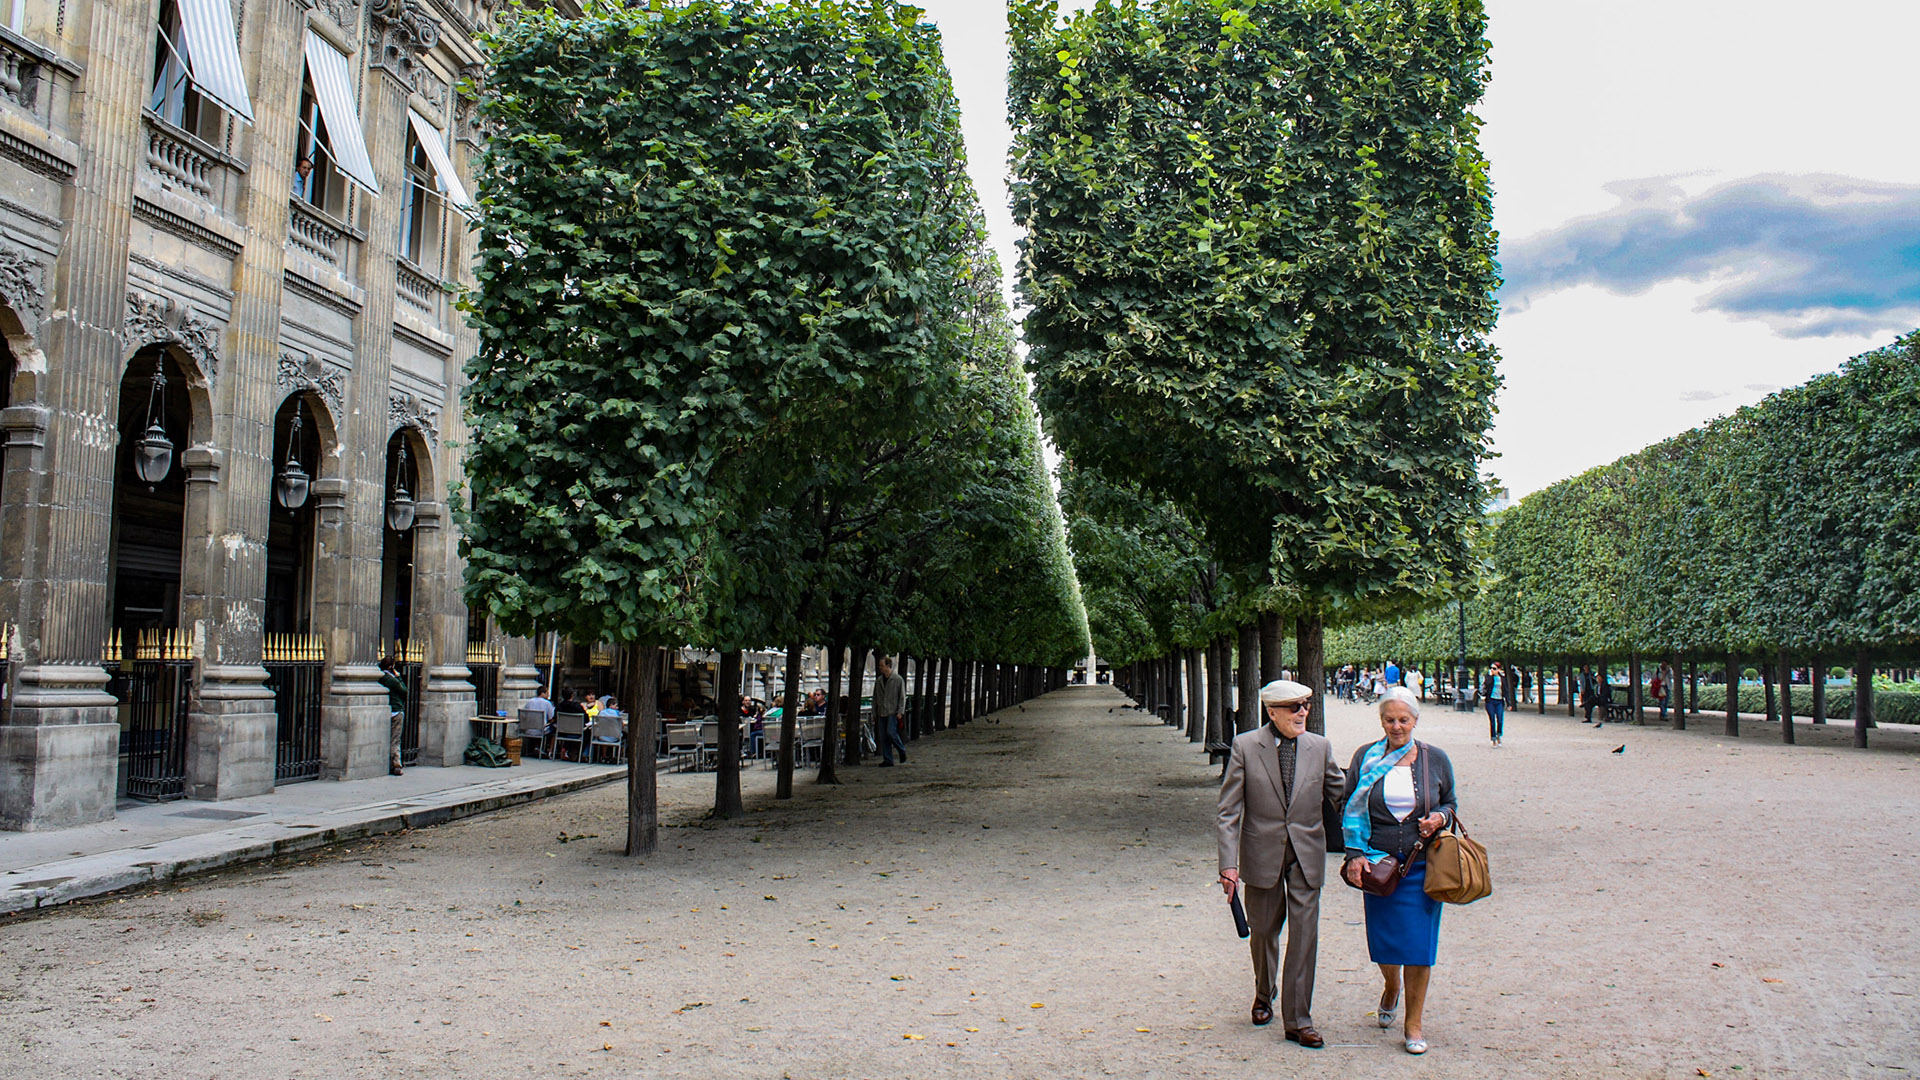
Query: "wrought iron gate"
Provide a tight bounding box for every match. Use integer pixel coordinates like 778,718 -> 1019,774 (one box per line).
110,629 -> 195,801
265,634 -> 326,783
393,639 -> 423,767
467,641 -> 501,719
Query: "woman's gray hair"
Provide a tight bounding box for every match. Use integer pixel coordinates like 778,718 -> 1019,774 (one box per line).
1378,685 -> 1421,718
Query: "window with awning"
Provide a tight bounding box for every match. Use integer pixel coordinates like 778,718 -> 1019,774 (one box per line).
148,0 -> 255,126
300,30 -> 380,198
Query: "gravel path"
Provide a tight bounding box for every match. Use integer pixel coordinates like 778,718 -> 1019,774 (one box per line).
2,684 -> 1915,1079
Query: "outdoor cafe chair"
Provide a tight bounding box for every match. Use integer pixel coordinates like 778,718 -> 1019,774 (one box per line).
552,711 -> 588,762
515,707 -> 552,759
589,714 -> 626,765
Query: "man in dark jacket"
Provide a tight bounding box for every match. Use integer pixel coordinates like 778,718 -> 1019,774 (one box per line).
379,657 -> 408,776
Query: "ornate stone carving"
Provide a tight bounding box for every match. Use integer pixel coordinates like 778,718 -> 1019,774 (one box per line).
368,0 -> 441,90
453,62 -> 488,146
314,0 -> 362,31
389,388 -> 441,445
0,244 -> 45,321
416,64 -> 448,111
276,350 -> 345,413
123,289 -> 220,387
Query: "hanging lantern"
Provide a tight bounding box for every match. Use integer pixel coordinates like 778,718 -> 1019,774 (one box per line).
132,367 -> 173,485
275,408 -> 311,510
386,441 -> 416,532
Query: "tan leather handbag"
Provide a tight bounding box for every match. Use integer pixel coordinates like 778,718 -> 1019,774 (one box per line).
1422,815 -> 1492,904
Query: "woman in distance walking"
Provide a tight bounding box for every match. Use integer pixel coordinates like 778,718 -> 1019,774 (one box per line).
1341,687 -> 1458,1055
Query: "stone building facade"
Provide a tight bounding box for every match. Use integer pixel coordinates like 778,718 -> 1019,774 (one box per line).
0,0 -> 554,829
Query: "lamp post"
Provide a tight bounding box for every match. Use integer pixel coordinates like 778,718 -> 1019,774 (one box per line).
132,367 -> 173,487
386,441 -> 415,532
275,407 -> 311,510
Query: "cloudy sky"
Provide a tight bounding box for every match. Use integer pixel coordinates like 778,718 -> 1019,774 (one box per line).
912,0 -> 1920,496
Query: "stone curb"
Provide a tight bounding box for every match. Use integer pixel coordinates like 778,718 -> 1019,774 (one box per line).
0,768 -> 624,918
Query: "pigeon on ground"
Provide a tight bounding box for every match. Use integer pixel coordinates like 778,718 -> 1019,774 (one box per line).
1611,745 -> 1626,754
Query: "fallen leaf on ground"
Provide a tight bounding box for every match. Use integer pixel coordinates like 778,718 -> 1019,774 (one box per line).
902,1034 -> 924,1040
1762,978 -> 1783,984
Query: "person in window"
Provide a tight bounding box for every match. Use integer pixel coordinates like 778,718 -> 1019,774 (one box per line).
293,156 -> 314,201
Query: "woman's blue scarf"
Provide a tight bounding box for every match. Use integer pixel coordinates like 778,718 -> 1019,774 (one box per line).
1342,737 -> 1416,861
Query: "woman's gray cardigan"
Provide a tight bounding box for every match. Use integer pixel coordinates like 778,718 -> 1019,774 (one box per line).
1342,740 -> 1457,863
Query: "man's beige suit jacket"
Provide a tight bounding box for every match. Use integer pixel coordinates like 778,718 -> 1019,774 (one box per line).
1216,725 -> 1347,891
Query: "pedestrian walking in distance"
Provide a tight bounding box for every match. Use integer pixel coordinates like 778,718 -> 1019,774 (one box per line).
1480,662 -> 1508,746
873,656 -> 908,766
1216,679 -> 1348,1048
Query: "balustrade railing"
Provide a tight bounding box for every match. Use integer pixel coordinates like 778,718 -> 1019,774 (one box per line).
395,259 -> 441,320
141,111 -> 217,199
288,198 -> 348,269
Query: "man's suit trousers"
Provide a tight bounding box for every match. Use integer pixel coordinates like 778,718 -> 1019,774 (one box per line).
1244,851 -> 1320,1031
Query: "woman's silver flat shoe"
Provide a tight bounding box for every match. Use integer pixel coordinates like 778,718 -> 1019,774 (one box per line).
1377,1000 -> 1397,1028
1405,1038 -> 1428,1055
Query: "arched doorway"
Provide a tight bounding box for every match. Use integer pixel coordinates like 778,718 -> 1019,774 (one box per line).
265,394 -> 326,782
380,429 -> 423,766
109,346 -> 193,800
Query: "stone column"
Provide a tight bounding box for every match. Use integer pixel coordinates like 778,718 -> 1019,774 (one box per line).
412,500 -> 473,765
500,634 -> 540,714
318,0 -> 442,778
177,0 -> 318,800
0,0 -> 154,829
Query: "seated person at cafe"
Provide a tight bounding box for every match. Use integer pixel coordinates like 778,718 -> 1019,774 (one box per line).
552,691 -> 590,758
802,689 -> 827,716
518,688 -> 556,747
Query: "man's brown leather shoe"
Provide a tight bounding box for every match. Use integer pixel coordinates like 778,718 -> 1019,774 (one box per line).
1250,1001 -> 1273,1026
1285,1027 -> 1325,1049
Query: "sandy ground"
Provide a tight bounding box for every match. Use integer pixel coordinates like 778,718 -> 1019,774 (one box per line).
2,684 -> 1916,1079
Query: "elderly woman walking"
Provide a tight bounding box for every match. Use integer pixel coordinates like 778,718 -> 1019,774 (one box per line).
1341,687 -> 1458,1055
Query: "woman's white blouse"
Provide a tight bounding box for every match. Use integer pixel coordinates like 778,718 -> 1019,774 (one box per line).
1382,764 -> 1417,821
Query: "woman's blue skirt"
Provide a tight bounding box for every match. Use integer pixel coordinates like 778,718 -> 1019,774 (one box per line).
1365,858 -> 1443,966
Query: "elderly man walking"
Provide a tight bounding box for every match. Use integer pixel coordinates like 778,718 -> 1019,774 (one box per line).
873,655 -> 908,767
1217,679 -> 1347,1048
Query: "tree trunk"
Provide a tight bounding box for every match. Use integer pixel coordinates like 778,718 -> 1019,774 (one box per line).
1669,652 -> 1684,731
1259,611 -> 1284,683
1186,648 -> 1204,742
911,653 -> 928,739
1628,652 -> 1643,724
1688,659 -> 1699,716
776,641 -> 803,799
1204,637 -> 1225,748
713,648 -> 744,818
1237,623 -> 1260,735
1778,649 -> 1795,745
1810,655 -> 1826,726
843,643 -> 870,766
936,656 -> 950,730
1296,612 -> 1326,737
1761,661 -> 1776,724
624,644 -> 663,856
1537,660 -> 1547,714
1853,652 -> 1872,748
1725,652 -> 1739,736
818,640 -> 844,784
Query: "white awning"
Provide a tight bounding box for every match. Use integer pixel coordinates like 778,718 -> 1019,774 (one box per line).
176,0 -> 254,122
407,109 -> 472,210
303,30 -> 380,196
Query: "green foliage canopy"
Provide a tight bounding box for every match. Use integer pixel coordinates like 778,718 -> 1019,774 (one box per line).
1010,0 -> 1502,613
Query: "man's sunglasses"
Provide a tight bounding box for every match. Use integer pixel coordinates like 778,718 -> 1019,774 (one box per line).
1265,701 -> 1310,713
